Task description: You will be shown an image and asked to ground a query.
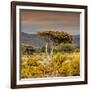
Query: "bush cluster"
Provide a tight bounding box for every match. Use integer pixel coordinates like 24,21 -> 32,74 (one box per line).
21,52 -> 80,78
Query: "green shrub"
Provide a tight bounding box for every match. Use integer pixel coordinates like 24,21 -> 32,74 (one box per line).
55,43 -> 79,53
41,45 -> 51,53
21,45 -> 36,55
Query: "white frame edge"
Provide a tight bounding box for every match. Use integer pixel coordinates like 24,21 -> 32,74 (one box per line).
16,6 -> 85,85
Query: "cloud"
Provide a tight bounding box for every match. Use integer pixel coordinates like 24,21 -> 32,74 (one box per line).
20,10 -> 80,35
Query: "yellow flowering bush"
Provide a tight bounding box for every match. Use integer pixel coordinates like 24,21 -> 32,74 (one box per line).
21,52 -> 80,78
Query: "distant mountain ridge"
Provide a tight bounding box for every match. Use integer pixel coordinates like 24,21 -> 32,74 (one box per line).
21,32 -> 48,48
72,34 -> 80,46
21,32 -> 80,47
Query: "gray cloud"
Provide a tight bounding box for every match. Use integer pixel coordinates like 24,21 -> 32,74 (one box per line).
20,10 -> 80,35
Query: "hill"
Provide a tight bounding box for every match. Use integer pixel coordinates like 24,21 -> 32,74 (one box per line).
21,32 -> 80,47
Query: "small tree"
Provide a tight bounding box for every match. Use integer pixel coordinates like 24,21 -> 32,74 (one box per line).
21,45 -> 36,55
38,31 -> 72,45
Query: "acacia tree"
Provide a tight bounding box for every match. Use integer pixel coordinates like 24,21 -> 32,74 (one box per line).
37,31 -> 72,45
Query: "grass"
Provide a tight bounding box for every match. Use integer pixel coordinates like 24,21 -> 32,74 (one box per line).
21,52 -> 80,79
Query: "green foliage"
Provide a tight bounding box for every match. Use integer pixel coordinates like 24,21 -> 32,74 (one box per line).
35,48 -> 42,53
21,45 -> 36,55
38,31 -> 72,44
55,43 -> 79,53
39,43 -> 80,53
41,45 -> 51,53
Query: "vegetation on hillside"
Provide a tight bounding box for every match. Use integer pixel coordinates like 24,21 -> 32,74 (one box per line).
21,52 -> 80,78
21,31 -> 80,79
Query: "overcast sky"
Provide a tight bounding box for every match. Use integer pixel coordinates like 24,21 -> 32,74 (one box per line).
20,9 -> 80,35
